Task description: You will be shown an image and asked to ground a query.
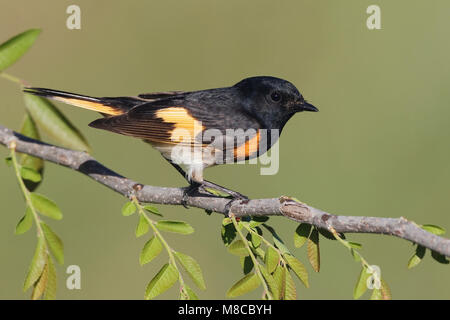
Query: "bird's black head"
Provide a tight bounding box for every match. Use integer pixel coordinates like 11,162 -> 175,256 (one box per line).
234,76 -> 318,129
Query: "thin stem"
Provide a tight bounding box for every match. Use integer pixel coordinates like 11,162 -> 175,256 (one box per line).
242,223 -> 286,265
0,72 -> 24,86
229,214 -> 273,300
328,225 -> 381,284
9,141 -> 43,236
131,197 -> 187,294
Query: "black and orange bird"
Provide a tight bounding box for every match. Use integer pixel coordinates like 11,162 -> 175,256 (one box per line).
24,76 -> 318,202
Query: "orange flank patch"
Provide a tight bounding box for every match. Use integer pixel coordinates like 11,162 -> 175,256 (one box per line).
156,107 -> 204,144
234,130 -> 260,160
54,97 -> 124,115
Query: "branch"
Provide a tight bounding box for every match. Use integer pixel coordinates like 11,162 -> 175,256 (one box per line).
1,124 -> 449,257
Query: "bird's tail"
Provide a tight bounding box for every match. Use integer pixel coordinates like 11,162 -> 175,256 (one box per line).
23,87 -> 144,116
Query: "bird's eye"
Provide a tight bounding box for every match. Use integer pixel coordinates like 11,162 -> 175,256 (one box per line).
270,91 -> 281,102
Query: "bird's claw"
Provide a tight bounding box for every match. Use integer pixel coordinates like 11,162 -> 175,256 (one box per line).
181,183 -> 215,208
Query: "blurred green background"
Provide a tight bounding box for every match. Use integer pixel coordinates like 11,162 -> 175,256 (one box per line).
1,0 -> 449,299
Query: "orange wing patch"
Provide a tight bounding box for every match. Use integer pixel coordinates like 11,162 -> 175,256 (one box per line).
234,130 -> 260,160
156,107 -> 204,144
54,97 -> 124,115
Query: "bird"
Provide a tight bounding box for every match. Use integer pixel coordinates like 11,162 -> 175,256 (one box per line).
23,76 -> 318,202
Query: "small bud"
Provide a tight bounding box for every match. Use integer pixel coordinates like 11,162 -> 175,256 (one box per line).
8,140 -> 17,150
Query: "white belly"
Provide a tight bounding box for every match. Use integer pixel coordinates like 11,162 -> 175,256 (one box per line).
153,144 -> 218,183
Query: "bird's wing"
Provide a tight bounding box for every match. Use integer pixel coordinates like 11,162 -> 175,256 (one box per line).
137,91 -> 187,100
89,97 -> 262,160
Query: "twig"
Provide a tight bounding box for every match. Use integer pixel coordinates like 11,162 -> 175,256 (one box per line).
229,213 -> 273,300
0,124 -> 449,257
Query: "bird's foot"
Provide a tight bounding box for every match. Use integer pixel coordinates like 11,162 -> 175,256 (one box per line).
181,181 -> 249,212
199,180 -> 249,215
181,183 -> 198,208
181,182 -> 217,208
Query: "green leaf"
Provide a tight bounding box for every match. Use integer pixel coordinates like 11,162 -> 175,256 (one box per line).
174,251 -> 206,290
250,231 -> 261,248
23,94 -> 90,151
31,259 -> 48,300
228,240 -> 248,256
121,201 -> 136,216
15,206 -> 33,235
371,288 -> 382,300
317,228 -> 334,240
249,216 -> 269,228
307,228 -> 320,272
204,187 -> 229,197
348,242 -> 362,249
284,267 -> 297,300
353,266 -> 370,299
422,224 -> 445,236
222,217 -> 232,226
273,236 -> 291,255
180,285 -> 198,300
294,223 -> 311,248
258,265 -> 279,300
272,265 -> 284,300
226,272 -> 261,298
264,225 -> 291,255
20,112 -> 41,140
240,256 -> 254,275
221,223 -> 237,246
407,245 -> 426,269
254,247 -> 266,260
145,263 -> 179,300
283,254 -> 309,288
318,228 -> 345,240
4,156 -> 12,166
29,193 -> 62,220
264,247 -> 279,274
139,236 -> 162,266
156,220 -> 194,235
20,166 -> 41,183
431,250 -> 449,264
20,113 -> 44,191
23,236 -> 47,291
136,214 -> 150,237
0,29 -> 41,72
44,257 -> 57,300
273,265 -> 297,300
143,205 -> 162,216
41,222 -> 64,265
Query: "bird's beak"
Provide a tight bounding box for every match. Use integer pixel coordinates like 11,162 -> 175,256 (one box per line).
295,101 -> 319,112
303,101 -> 318,112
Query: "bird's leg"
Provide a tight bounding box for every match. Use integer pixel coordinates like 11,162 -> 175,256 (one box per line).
165,160 -> 248,204
165,160 -> 212,207
181,181 -> 201,208
167,160 -> 189,180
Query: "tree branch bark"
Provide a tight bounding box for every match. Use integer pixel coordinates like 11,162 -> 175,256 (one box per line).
1,124 -> 449,257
